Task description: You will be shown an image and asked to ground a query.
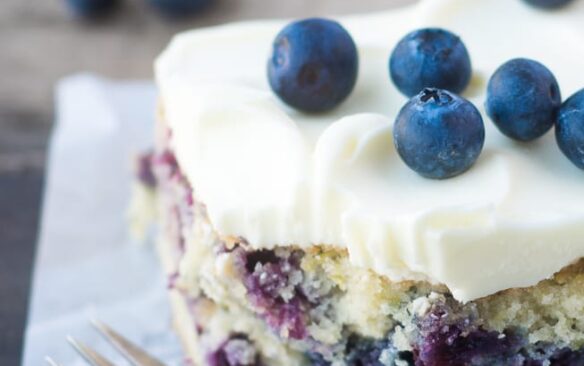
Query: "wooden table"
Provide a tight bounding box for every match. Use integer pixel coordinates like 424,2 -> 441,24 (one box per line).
0,0 -> 412,364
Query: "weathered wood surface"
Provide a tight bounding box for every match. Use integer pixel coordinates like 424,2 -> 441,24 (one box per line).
0,0 -> 411,126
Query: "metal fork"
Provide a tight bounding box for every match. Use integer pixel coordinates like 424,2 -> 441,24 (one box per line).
48,320 -> 166,366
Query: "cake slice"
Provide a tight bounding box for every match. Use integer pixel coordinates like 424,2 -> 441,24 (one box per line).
141,0 -> 584,364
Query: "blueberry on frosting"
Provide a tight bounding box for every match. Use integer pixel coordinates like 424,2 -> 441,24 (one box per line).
556,89 -> 584,170
523,0 -> 575,9
486,58 -> 561,142
268,18 -> 359,113
389,28 -> 472,97
393,88 -> 485,179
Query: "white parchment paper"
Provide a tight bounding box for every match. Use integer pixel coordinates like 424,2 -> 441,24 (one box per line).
22,74 -> 183,366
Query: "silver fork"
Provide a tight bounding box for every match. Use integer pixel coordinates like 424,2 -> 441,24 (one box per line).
48,320 -> 166,366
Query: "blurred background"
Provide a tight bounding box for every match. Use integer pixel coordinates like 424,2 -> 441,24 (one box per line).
0,0 -> 412,364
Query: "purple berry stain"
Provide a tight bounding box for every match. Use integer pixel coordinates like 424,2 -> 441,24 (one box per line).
207,334 -> 262,366
235,248 -> 308,340
136,152 -> 157,188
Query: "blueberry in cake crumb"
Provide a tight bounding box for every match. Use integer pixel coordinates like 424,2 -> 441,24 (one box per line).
486,58 -> 561,142
207,334 -> 262,366
389,28 -> 472,97
344,336 -> 394,366
267,18 -> 359,113
306,352 -> 330,366
64,0 -> 119,19
147,0 -> 211,18
393,88 -> 485,179
235,248 -> 309,339
547,348 -> 584,365
136,152 -> 157,188
307,335 -> 413,366
522,0 -> 575,9
555,89 -> 584,170
416,305 -> 526,366
413,297 -> 584,366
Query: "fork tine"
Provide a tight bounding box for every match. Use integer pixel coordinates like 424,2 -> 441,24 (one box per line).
91,319 -> 166,366
67,336 -> 116,366
45,356 -> 62,366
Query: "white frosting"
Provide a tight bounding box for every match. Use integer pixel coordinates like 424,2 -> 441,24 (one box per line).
155,0 -> 584,302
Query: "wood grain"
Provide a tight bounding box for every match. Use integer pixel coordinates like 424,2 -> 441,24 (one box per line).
0,0 -> 412,123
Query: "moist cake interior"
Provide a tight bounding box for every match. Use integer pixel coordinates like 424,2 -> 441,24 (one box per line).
135,121 -> 584,366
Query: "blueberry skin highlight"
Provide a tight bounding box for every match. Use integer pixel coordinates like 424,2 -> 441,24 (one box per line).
486,58 -> 561,142
268,18 -> 358,113
147,0 -> 211,18
556,89 -> 584,170
389,28 -> 472,97
65,0 -> 118,18
394,88 -> 485,179
523,0 -> 574,9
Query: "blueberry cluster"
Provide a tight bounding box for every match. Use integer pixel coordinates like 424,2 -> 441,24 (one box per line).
64,0 -> 210,19
268,3 -> 584,179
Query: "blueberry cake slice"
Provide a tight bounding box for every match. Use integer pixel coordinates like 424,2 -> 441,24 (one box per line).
139,0 -> 584,364
145,138 -> 584,366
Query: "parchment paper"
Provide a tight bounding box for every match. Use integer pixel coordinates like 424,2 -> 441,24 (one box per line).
22,74 -> 183,366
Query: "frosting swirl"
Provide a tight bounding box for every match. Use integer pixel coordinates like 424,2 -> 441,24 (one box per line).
155,0 -> 584,301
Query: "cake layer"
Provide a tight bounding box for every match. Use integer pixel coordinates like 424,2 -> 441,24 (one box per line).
155,0 -> 584,301
149,137 -> 584,366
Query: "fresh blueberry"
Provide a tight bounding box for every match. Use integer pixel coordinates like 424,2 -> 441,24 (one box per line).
556,89 -> 584,169
389,28 -> 472,97
65,0 -> 119,18
523,0 -> 574,9
393,88 -> 485,179
268,18 -> 359,113
147,0 -> 211,18
486,58 -> 561,141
